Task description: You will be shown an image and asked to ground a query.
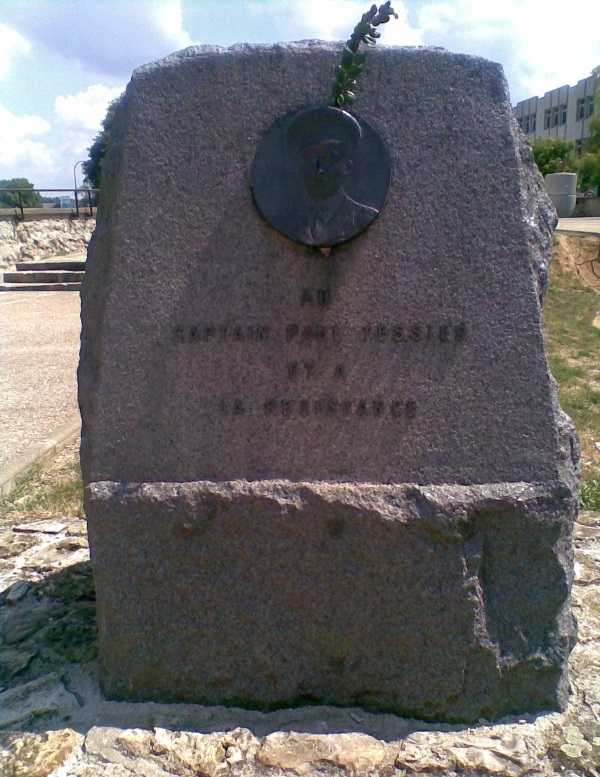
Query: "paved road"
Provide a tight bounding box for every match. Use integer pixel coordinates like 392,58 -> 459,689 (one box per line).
557,217 -> 600,234
0,291 -> 80,469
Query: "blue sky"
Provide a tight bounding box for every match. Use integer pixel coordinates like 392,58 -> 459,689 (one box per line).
1,0 -> 599,190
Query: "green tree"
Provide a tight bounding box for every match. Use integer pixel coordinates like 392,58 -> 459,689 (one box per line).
82,94 -> 124,189
531,138 -> 576,176
0,177 -> 43,208
577,152 -> 600,191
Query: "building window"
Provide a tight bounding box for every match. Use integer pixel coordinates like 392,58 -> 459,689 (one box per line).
544,108 -> 551,129
551,105 -> 560,127
587,95 -> 595,118
575,139 -> 583,155
560,103 -> 567,125
523,115 -> 530,133
577,95 -> 595,121
530,114 -> 537,133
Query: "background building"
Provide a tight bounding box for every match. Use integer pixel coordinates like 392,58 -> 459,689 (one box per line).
513,74 -> 597,155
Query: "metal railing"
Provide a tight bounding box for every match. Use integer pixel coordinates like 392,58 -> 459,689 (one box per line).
0,188 -> 98,220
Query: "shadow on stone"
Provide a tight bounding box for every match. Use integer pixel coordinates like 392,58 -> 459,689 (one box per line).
0,561 -> 97,692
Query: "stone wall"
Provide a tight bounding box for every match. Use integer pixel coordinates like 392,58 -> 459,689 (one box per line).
0,215 -> 95,268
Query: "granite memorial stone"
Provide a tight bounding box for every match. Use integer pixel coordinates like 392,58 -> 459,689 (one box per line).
79,42 -> 579,722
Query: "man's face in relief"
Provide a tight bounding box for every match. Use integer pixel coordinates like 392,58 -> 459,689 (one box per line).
299,138 -> 353,202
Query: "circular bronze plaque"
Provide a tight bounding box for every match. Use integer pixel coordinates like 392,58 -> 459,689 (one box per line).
251,106 -> 391,248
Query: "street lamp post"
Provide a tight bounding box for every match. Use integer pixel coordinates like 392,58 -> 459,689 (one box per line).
73,160 -> 85,192
73,160 -> 86,216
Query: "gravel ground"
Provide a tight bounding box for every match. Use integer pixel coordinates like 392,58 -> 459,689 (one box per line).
0,291 -> 80,469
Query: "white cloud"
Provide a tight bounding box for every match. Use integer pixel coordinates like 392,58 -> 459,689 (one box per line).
55,84 -> 125,132
0,106 -> 51,168
289,0 -> 371,40
8,0 -> 193,78
377,4 -> 423,47
247,0 -> 422,45
151,0 -> 190,44
0,104 -> 102,189
417,0 -> 600,103
0,22 -> 31,79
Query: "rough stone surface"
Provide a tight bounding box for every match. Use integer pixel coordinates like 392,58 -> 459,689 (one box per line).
85,479 -> 576,721
257,731 -> 389,773
0,217 -> 94,268
0,648 -> 35,683
79,43 -> 578,720
80,43 -> 571,488
5,581 -> 29,605
0,672 -> 78,729
0,728 -> 82,777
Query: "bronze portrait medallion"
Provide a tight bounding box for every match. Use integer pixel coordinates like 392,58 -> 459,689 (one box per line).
251,106 -> 391,248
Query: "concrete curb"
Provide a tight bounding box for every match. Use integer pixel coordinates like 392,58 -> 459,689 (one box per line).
0,414 -> 81,497
555,229 -> 600,238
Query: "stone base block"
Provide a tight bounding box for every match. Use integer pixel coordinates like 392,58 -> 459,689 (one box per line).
85,480 -> 576,722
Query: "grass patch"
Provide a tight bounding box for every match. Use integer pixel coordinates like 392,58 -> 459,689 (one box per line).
543,261 -> 600,506
0,445 -> 83,519
581,480 -> 600,511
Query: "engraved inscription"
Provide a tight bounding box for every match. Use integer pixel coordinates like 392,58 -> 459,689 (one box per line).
301,288 -> 331,306
177,316 -> 464,425
360,322 -> 467,343
175,325 -> 270,343
287,361 -> 347,380
219,397 -> 416,418
287,361 -> 316,379
174,321 -> 467,344
286,323 -> 342,343
263,397 -> 416,418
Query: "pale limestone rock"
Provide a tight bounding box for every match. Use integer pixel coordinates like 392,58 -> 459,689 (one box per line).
395,730 -> 540,776
0,672 -> 78,729
22,541 -> 90,573
222,727 -> 260,765
84,727 -> 172,777
68,764 -> 132,777
56,536 -> 89,551
0,218 -> 94,268
13,521 -> 67,534
125,728 -> 229,777
0,728 -> 82,777
85,727 -> 231,777
256,732 -> 389,774
5,581 -> 29,605
572,586 -> 600,642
